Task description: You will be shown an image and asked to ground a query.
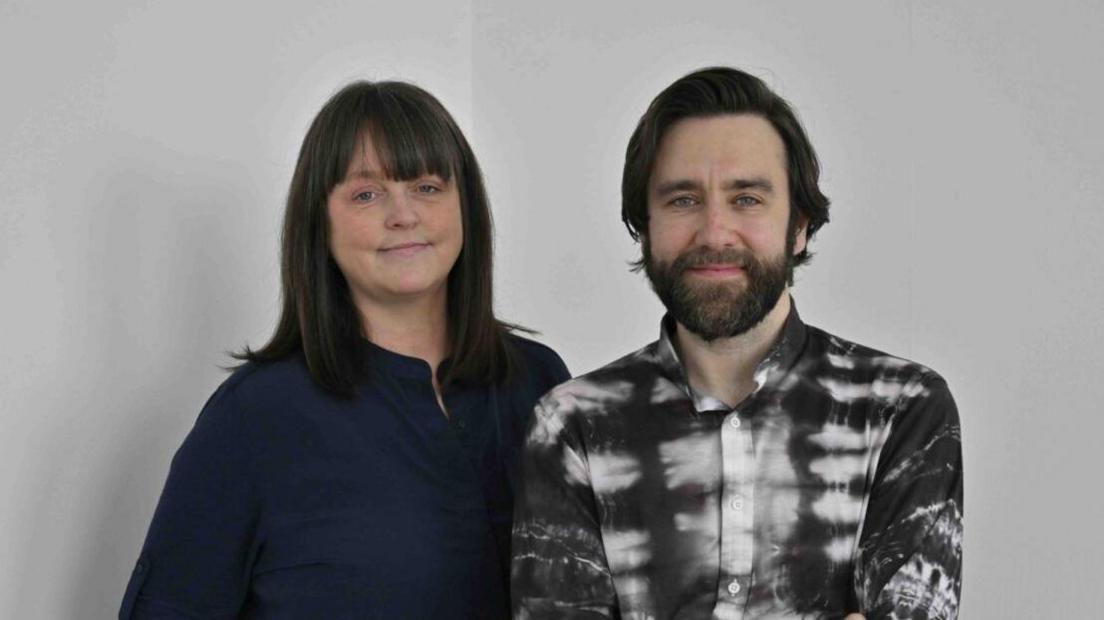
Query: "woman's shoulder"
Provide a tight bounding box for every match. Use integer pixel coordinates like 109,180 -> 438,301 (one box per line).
206,353 -> 318,417
505,332 -> 571,394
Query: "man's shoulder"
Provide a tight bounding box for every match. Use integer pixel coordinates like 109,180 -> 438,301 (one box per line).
534,340 -> 664,421
802,323 -> 951,403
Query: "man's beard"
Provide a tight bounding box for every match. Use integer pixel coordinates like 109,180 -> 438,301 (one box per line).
644,242 -> 792,342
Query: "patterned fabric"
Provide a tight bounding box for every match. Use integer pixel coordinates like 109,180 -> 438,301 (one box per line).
512,305 -> 962,619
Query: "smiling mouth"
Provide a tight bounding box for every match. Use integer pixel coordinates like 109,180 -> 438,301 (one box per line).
380,242 -> 431,257
687,264 -> 745,278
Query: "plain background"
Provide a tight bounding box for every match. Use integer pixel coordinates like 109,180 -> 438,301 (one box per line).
2,0 -> 1101,617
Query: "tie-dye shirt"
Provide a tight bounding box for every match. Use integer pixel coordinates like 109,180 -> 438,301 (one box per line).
512,306 -> 962,619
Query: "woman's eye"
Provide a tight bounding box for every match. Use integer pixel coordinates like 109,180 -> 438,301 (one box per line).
416,184 -> 441,194
354,191 -> 379,202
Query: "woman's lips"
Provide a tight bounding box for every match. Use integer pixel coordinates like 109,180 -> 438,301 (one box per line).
380,242 -> 431,257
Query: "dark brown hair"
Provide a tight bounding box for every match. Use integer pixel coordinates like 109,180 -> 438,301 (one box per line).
237,80 -> 519,396
622,66 -> 830,271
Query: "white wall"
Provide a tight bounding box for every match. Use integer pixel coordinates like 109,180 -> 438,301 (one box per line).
474,3 -> 1104,617
0,1 -> 474,617
2,1 -> 1101,617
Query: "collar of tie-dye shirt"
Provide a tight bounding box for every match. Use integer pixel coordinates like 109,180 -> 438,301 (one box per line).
512,303 -> 963,620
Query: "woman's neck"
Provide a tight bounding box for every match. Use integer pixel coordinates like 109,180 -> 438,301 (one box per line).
357,290 -> 450,374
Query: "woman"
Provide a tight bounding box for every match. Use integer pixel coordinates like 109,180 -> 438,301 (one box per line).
119,81 -> 569,618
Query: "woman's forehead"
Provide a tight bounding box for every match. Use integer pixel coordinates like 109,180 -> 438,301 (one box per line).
341,125 -> 454,182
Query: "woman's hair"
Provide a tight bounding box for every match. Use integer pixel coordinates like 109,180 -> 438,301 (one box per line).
237,80 -> 519,397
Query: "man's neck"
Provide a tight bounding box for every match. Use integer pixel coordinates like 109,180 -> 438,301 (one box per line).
674,292 -> 792,408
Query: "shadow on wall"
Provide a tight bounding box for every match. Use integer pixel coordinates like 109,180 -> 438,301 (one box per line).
10,136 -> 270,618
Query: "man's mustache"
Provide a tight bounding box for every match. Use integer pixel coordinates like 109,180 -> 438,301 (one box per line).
672,248 -> 755,271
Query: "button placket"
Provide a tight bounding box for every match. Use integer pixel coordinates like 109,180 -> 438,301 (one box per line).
717,405 -> 754,614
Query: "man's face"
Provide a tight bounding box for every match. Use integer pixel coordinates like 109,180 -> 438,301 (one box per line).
644,114 -> 807,341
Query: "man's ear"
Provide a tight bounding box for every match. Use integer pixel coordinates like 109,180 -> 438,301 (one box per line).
792,214 -> 809,257
630,233 -> 650,273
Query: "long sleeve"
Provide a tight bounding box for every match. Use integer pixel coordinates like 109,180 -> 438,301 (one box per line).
510,402 -> 617,619
120,381 -> 260,619
854,376 -> 964,619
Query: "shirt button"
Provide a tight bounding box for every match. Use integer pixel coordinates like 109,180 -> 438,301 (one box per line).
457,419 -> 468,429
727,579 -> 741,596
729,416 -> 741,429
729,496 -> 744,511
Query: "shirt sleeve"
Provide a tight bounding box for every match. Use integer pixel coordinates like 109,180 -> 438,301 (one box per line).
119,380 -> 260,619
510,401 -> 617,619
853,376 -> 964,619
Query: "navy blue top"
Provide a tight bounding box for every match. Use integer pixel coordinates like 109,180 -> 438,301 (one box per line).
120,336 -> 569,619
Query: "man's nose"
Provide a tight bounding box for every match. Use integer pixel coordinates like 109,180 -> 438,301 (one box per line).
697,198 -> 740,249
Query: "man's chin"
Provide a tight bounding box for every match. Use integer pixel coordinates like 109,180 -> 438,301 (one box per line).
678,275 -> 747,297
670,299 -> 747,340
683,266 -> 748,282
669,286 -> 786,342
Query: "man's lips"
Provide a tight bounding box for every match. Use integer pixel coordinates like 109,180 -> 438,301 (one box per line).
686,263 -> 745,278
380,242 -> 431,257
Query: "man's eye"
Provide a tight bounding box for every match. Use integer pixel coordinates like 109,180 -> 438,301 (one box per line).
734,195 -> 761,207
670,196 -> 697,208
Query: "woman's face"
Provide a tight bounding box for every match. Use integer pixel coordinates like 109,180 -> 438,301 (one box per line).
327,134 -> 463,313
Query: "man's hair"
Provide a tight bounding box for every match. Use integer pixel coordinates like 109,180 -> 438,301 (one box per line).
237,80 -> 518,397
622,66 -> 830,271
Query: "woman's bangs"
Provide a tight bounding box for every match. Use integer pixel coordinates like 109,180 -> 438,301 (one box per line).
359,98 -> 458,183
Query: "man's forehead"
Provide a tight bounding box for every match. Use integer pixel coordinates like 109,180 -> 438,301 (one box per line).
650,114 -> 787,183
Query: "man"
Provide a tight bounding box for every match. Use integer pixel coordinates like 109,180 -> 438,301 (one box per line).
511,67 -> 962,619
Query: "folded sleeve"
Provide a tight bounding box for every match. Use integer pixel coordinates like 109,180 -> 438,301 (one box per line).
510,401 -> 617,619
853,376 -> 964,619
120,381 -> 261,619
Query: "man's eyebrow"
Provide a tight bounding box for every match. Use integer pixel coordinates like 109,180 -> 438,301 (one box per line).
653,179 -> 703,195
723,176 -> 775,192
653,177 -> 776,195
